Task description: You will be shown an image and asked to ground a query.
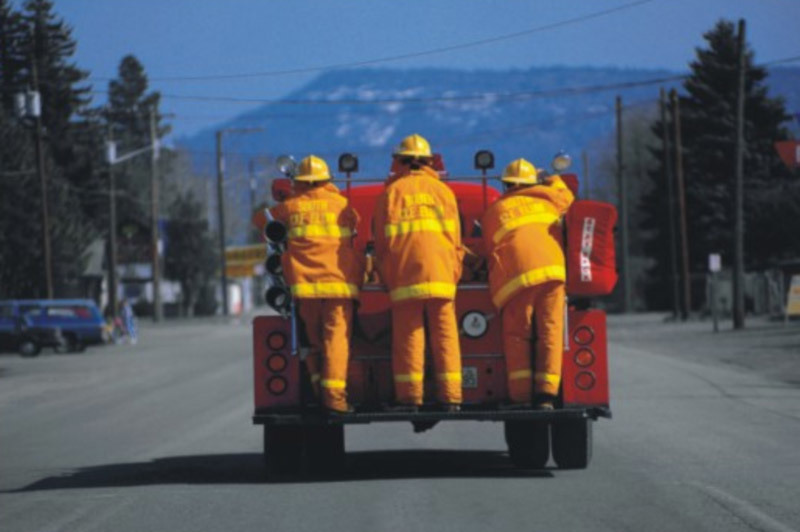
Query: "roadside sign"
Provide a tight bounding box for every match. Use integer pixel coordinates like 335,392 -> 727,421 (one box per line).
708,253 -> 721,273
225,244 -> 266,278
774,140 -> 800,170
787,275 -> 800,318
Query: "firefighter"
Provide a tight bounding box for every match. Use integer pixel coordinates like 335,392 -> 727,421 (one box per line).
374,134 -> 464,411
481,158 -> 574,409
268,155 -> 362,414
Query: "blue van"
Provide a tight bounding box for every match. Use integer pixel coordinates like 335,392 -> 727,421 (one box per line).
0,299 -> 105,352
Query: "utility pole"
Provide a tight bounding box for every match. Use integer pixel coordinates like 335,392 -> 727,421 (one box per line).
581,150 -> 590,199
660,88 -> 680,320
30,49 -> 53,298
249,159 -> 257,243
215,130 -> 228,317
215,127 -> 263,316
107,124 -> 118,318
616,96 -> 632,312
670,89 -> 692,320
149,105 -> 163,322
733,19 -> 747,330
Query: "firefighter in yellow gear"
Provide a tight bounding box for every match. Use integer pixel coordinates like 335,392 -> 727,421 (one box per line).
481,158 -> 574,408
268,155 -> 363,413
374,134 -> 464,410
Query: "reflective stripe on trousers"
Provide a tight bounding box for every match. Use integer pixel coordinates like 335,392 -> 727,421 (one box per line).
390,282 -> 456,302
298,299 -> 353,411
501,282 -> 565,402
392,299 -> 462,405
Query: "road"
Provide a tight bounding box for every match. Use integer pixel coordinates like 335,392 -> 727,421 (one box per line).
1,314 -> 799,532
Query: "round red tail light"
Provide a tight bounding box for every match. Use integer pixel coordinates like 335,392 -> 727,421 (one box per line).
573,326 -> 594,345
574,348 -> 595,367
575,371 -> 596,391
266,331 -> 286,351
267,353 -> 287,372
267,376 -> 287,395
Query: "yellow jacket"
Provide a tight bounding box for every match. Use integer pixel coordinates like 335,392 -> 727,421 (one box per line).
481,176 -> 574,309
374,166 -> 464,303
269,183 -> 362,299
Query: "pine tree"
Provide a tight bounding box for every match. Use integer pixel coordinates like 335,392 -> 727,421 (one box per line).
639,19 -> 796,309
106,54 -> 172,228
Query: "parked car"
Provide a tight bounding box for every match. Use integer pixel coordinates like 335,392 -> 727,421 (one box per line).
0,304 -> 65,357
0,299 -> 105,353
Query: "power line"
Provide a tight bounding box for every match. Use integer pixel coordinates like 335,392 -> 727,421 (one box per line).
87,0 -> 658,83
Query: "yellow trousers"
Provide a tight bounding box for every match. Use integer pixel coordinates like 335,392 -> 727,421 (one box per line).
392,299 -> 462,405
502,282 -> 565,403
298,299 -> 353,411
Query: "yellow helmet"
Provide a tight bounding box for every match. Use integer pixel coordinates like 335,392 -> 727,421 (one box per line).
294,155 -> 331,182
501,158 -> 539,186
393,134 -> 432,158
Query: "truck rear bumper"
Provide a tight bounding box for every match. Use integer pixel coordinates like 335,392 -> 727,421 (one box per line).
253,405 -> 611,426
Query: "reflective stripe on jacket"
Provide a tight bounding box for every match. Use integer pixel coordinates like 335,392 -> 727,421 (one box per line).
481,176 -> 574,309
374,166 -> 464,303
269,183 -> 363,299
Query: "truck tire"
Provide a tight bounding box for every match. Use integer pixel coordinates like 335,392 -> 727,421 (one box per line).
304,424 -> 345,476
504,420 -> 549,469
18,340 -> 41,358
551,418 -> 592,469
263,425 -> 304,479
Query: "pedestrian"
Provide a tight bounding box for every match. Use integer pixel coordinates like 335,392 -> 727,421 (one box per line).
480,158 -> 574,410
120,298 -> 138,345
268,155 -> 363,414
374,134 -> 464,412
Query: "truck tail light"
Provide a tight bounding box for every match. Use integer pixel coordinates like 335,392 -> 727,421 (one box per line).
267,353 -> 287,372
574,348 -> 595,367
573,326 -> 594,345
575,371 -> 596,391
267,376 -> 287,395
267,331 -> 286,351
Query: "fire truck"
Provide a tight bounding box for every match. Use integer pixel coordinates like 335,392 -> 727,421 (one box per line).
252,150 -> 617,477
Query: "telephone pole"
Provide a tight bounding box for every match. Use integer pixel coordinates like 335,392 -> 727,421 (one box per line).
215,127 -> 262,316
733,19 -> 747,330
149,106 -> 163,322
30,51 -> 53,298
670,89 -> 692,320
107,124 -> 119,318
616,96 -> 632,312
660,88 -> 680,320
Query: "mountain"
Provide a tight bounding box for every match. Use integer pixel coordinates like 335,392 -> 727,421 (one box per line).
176,65 -> 800,241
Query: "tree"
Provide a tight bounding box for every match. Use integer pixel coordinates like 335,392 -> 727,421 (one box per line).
164,191 -> 218,317
639,19 -> 796,309
106,54 -> 172,228
0,0 -> 98,297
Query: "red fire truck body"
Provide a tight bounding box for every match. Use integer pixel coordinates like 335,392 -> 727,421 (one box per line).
253,163 -> 615,477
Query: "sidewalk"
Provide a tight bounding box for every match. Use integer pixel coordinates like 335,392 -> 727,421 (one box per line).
609,313 -> 800,387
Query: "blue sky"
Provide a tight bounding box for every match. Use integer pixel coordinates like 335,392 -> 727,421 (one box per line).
33,0 -> 800,136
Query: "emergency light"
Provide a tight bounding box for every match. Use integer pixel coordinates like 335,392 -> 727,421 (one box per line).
265,286 -> 291,312
552,150 -> 572,172
474,150 -> 495,171
276,155 -> 297,177
265,221 -> 287,245
338,152 -> 359,174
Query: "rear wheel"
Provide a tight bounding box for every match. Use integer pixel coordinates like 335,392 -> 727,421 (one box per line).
551,419 -> 592,469
263,425 -> 304,479
18,340 -> 41,358
305,424 -> 345,476
504,420 -> 549,469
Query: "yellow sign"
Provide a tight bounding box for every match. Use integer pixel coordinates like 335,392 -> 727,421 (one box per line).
225,244 -> 267,278
787,275 -> 800,317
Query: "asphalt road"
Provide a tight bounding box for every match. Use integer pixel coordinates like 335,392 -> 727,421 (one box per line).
1,314 -> 799,532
